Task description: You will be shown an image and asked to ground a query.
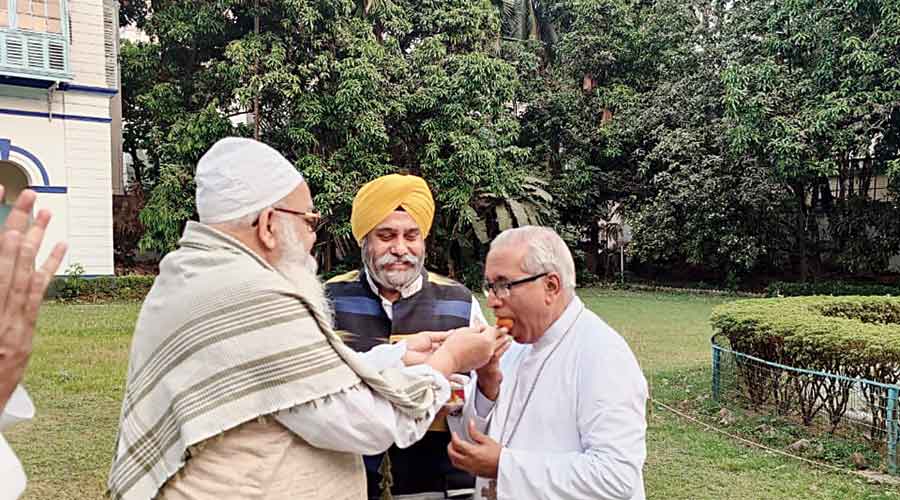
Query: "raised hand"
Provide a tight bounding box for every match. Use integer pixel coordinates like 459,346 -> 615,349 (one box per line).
0,187 -> 67,409
402,330 -> 451,366
425,326 -> 496,376
475,326 -> 511,401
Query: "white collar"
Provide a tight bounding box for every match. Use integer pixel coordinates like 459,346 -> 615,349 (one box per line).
364,266 -> 424,301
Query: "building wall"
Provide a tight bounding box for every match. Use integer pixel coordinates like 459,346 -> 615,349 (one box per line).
0,88 -> 114,276
0,0 -> 118,275
68,0 -> 109,88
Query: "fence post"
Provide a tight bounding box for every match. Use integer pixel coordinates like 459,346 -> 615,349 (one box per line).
712,345 -> 721,402
888,387 -> 898,476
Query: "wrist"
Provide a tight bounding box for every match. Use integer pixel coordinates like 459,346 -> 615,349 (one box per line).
425,348 -> 457,377
478,377 -> 500,401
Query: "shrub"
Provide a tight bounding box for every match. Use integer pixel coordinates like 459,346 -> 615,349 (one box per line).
765,280 -> 900,297
56,263 -> 87,301
51,274 -> 156,303
711,296 -> 900,437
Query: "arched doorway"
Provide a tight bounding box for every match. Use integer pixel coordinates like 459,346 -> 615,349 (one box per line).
0,161 -> 31,225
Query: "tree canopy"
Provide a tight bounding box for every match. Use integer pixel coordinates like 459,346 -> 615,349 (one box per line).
121,0 -> 900,286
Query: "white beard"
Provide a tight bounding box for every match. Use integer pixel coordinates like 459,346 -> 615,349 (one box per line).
273,221 -> 333,324
363,240 -> 425,292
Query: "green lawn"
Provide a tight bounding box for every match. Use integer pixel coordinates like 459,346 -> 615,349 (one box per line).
6,291 -> 900,499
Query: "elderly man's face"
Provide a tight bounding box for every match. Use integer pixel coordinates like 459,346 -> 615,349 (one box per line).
364,210 -> 426,290
484,244 -> 552,344
276,182 -> 316,253
271,183 -> 319,274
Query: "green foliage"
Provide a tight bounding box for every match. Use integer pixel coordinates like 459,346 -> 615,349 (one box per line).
720,0 -> 900,277
55,263 -> 87,301
120,0 -> 900,283
766,280 -> 900,297
711,296 -> 900,383
712,296 -> 900,440
51,275 -> 156,303
125,0 -> 542,276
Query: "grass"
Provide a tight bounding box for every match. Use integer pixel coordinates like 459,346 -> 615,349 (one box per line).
6,291 -> 900,499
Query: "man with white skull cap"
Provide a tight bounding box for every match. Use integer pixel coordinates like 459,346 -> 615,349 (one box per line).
108,138 -> 497,500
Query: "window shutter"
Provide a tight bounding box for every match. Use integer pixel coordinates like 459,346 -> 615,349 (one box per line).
103,0 -> 119,88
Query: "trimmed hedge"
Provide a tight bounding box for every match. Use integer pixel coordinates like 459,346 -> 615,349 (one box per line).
712,296 -> 900,381
50,274 -> 156,302
766,280 -> 900,297
712,296 -> 900,435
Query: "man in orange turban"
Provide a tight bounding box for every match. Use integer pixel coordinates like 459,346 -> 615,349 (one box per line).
327,174 -> 509,500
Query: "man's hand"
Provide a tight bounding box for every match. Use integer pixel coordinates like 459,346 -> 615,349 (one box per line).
426,326 -> 495,376
402,330 -> 451,366
475,327 -> 511,401
0,188 -> 67,409
448,419 -> 501,479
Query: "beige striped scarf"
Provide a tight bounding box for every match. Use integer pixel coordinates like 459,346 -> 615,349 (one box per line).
108,222 -> 437,500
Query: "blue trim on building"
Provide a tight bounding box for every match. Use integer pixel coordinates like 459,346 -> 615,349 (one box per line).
432,299 -> 472,319
0,108 -> 112,123
58,83 -> 119,96
333,296 -> 385,317
30,186 -> 67,193
0,139 -> 9,161
8,145 -> 50,185
0,77 -> 118,96
0,75 -> 55,89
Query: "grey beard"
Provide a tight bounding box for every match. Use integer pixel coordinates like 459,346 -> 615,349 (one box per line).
273,221 -> 333,324
276,258 -> 333,325
363,245 -> 424,291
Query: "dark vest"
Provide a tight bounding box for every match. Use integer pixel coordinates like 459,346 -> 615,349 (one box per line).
326,269 -> 475,498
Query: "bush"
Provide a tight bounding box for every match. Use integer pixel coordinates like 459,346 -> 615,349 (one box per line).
712,296 -> 900,381
765,280 -> 900,297
51,273 -> 156,303
711,296 -> 900,436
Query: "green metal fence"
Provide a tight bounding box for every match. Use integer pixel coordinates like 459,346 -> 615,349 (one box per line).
712,341 -> 899,475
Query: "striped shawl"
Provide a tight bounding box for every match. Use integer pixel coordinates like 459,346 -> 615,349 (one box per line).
108,222 -> 438,500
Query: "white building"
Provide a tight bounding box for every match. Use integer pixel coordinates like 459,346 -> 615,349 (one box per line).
0,0 -> 121,275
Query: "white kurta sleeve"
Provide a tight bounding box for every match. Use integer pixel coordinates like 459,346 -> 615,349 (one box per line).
274,347 -> 451,455
496,349 -> 648,500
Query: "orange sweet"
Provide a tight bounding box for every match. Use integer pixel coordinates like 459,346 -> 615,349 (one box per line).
496,318 -> 514,330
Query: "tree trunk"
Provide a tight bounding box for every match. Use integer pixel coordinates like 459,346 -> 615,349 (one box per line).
794,183 -> 810,281
584,218 -> 600,277
126,145 -> 144,190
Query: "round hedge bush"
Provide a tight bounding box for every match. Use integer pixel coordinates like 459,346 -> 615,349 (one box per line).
711,296 -> 900,385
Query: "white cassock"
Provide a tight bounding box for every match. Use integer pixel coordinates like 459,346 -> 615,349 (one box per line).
449,296 -> 648,500
1,386 -> 35,500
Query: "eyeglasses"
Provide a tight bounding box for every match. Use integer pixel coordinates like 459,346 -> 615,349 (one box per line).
253,207 -> 324,233
482,272 -> 549,299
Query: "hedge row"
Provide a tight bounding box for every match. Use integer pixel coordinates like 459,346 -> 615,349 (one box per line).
711,296 -> 900,436
50,274 -> 156,302
712,296 -> 900,380
766,280 -> 900,297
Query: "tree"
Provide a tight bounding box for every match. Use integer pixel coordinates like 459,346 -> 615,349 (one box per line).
124,0 -> 536,284
723,0 -> 900,278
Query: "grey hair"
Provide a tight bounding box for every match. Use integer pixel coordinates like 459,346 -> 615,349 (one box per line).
490,226 -> 577,295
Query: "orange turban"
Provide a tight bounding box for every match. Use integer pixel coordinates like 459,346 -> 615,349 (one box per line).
351,174 -> 435,244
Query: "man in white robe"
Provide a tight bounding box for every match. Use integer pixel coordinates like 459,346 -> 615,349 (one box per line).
448,226 -> 648,500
